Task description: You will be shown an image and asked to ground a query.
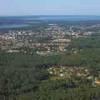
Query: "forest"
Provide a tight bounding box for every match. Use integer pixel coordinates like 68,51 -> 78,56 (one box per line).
0,36 -> 100,100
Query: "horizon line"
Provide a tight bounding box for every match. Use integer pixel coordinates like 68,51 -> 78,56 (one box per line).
0,15 -> 100,17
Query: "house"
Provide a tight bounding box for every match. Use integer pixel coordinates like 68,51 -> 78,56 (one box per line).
94,78 -> 100,86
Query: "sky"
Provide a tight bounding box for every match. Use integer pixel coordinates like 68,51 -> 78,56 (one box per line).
0,0 -> 100,16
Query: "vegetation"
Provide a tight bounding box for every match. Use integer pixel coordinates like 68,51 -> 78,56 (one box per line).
0,36 -> 100,100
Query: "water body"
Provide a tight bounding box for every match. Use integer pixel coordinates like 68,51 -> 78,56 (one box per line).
0,15 -> 100,29
37,15 -> 100,21
1,15 -> 100,21
0,24 -> 29,29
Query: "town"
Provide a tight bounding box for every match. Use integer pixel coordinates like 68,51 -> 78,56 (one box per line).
0,24 -> 94,55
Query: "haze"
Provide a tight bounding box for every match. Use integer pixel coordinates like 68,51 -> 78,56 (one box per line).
0,0 -> 100,16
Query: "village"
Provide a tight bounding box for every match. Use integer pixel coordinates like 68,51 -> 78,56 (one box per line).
48,66 -> 100,87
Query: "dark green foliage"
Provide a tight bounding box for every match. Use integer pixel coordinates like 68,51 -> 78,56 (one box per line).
1,35 -> 100,99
